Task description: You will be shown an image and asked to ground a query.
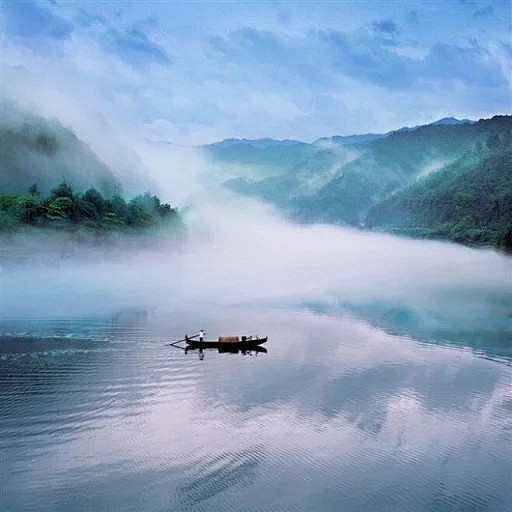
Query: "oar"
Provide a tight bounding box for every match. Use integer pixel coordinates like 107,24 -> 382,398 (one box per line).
165,334 -> 199,347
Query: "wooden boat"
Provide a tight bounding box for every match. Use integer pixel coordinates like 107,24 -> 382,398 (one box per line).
185,335 -> 268,349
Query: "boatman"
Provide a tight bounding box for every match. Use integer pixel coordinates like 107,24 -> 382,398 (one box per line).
199,329 -> 205,341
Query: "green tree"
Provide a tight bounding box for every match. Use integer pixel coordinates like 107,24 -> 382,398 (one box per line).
45,196 -> 73,220
16,195 -> 39,224
100,212 -> 122,229
1,185 -> 182,236
50,183 -> 74,200
126,201 -> 153,227
109,195 -> 128,222
82,188 -> 106,217
0,196 -> 18,212
73,197 -> 99,221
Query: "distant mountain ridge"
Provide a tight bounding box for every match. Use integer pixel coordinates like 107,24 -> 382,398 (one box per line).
207,117 -> 476,150
431,117 -> 475,126
204,117 -> 478,185
393,117 -> 476,134
218,114 -> 511,250
207,137 -> 304,149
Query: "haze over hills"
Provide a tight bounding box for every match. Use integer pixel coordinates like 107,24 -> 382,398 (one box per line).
202,118 -> 474,183
2,102 -> 510,251
217,115 -> 512,250
203,117 -> 478,182
204,139 -> 313,180
366,144 -> 511,248
207,138 -> 304,149
206,117 -> 476,151
0,101 -> 181,238
1,101 -> 122,197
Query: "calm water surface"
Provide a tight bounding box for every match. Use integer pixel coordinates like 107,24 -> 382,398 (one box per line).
1,308 -> 511,511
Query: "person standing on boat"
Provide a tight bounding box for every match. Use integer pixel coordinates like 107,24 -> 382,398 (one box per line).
199,329 -> 205,341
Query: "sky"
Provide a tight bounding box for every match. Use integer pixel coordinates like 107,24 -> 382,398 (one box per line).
1,0 -> 511,144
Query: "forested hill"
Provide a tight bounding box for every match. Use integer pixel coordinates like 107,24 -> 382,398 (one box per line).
220,115 -> 512,251
289,115 -> 511,222
366,143 -> 512,250
1,101 -> 183,239
1,101 -> 121,196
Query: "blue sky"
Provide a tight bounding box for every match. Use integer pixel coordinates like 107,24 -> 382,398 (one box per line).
2,0 -> 511,144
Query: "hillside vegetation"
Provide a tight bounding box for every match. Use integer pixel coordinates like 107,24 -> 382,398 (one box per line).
0,183 -> 182,239
1,102 -> 184,242
219,115 -> 512,251
366,144 -> 512,251
1,101 -> 121,196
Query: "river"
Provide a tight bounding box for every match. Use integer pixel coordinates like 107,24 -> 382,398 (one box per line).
2,206 -> 512,511
1,304 -> 511,512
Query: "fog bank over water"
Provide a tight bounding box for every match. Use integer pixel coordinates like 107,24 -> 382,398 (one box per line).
1,102 -> 510,355
4,185 -> 511,356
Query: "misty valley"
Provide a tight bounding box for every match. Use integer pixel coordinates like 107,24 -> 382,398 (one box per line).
219,115 -> 512,252
2,98 -> 511,512
2,100 -> 511,251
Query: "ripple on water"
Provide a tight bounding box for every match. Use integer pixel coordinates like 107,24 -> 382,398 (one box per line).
1,313 -> 511,512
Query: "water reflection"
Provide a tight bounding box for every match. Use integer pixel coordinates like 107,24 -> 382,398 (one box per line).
1,309 -> 511,512
183,345 -> 268,360
303,297 -> 512,361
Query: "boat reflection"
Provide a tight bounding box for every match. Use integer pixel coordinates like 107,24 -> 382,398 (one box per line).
185,345 -> 267,360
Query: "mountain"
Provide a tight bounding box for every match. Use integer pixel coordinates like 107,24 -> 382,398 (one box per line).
313,133 -> 383,145
207,138 -> 304,149
289,117 -> 509,224
431,117 -> 475,126
366,143 -> 511,250
393,117 -> 475,133
225,145 -> 358,206
209,118 -> 473,152
208,118 -> 478,184
221,115 -> 512,250
1,100 -> 121,196
204,140 -> 314,180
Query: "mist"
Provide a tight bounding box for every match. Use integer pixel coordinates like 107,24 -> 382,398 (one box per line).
2,77 -> 510,357
3,6 -> 512,511
2,64 -> 511,356
3,168 -> 511,353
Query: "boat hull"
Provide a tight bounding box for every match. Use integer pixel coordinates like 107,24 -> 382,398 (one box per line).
185,345 -> 267,354
186,337 -> 267,349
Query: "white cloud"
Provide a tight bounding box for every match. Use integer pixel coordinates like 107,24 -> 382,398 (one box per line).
2,1 -> 510,144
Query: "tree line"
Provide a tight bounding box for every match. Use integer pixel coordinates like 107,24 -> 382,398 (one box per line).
0,183 -> 182,233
